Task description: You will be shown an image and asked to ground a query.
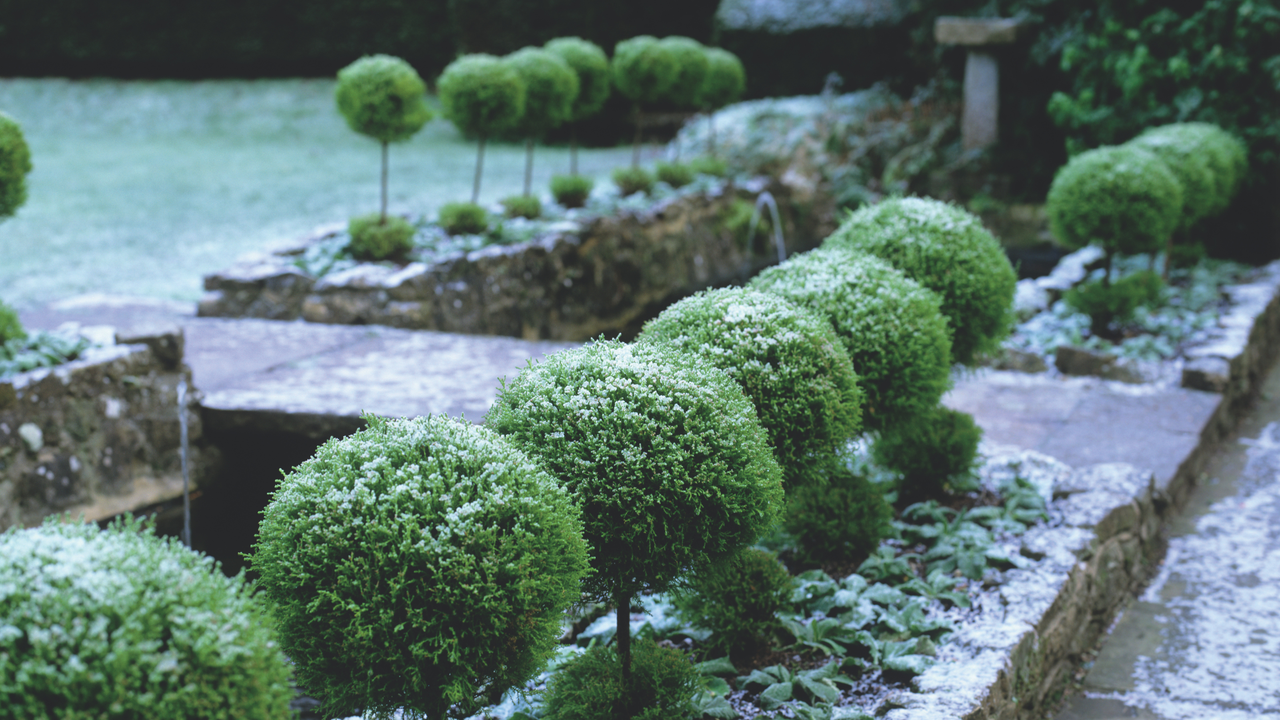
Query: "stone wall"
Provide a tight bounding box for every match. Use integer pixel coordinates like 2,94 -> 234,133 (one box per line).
199,181 -> 833,341
0,328 -> 216,531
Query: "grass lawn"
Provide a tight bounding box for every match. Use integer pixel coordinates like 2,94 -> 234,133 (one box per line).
0,78 -> 637,310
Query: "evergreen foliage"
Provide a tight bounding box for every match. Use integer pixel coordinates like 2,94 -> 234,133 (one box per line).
873,406 -> 983,502
438,53 -> 527,203
611,35 -> 680,106
438,201 -> 490,235
503,47 -> 578,139
785,457 -> 894,564
251,415 -> 590,720
0,300 -> 25,344
656,36 -> 709,109
0,517 -> 294,720
347,213 -> 416,261
671,548 -> 794,660
637,287 -> 862,488
654,161 -> 695,189
823,197 -> 1017,365
544,37 -> 612,124
501,194 -> 542,219
0,112 -> 32,220
748,247 -> 952,432
698,47 -> 746,110
551,174 -> 594,208
1064,270 -> 1166,336
1125,130 -> 1217,233
687,155 -> 729,177
335,54 -> 432,144
1135,123 -> 1249,216
612,166 -> 655,196
542,638 -> 700,720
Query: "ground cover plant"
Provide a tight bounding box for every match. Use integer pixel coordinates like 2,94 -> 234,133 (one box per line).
0,516 -> 294,719
0,306 -> 93,379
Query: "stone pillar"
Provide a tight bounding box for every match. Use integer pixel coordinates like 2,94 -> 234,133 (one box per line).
935,17 -> 1022,152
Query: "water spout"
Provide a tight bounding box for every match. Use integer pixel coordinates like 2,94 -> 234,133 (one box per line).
177,380 -> 191,548
748,191 -> 787,264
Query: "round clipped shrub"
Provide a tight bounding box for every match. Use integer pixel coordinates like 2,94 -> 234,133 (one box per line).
823,197 -> 1018,365
335,54 -> 432,144
501,194 -> 542,219
688,155 -> 728,177
438,54 -> 527,203
438,201 -> 489,235
873,405 -> 983,501
1138,123 -> 1249,215
671,548 -> 794,660
0,299 -> 25,343
654,160 -> 695,189
486,339 -> 784,603
785,456 -> 894,564
1046,144 -> 1182,279
657,36 -> 709,109
748,247 -> 952,432
0,112 -> 33,220
612,35 -> 679,107
347,212 -> 416,261
613,166 -> 655,196
1126,131 -> 1217,232
544,37 -> 612,125
637,287 -> 862,488
1,517 -> 294,719
698,48 -> 746,110
551,173 -> 594,208
251,415 -> 590,720
543,637 -> 700,720
504,47 -> 578,140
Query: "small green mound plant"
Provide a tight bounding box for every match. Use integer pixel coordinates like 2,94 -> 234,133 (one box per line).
1,517 -> 294,719
637,287 -> 862,488
501,194 -> 542,219
0,112 -> 33,220
543,637 -> 701,720
503,47 -> 579,198
438,54 -> 527,203
487,339 -> 783,691
545,37 -> 612,176
824,197 -> 1018,365
657,36 -> 709,110
347,212 -> 415,261
748,247 -> 952,432
784,455 -> 894,565
251,415 -> 590,720
697,47 -> 746,158
688,155 -> 729,177
335,55 -> 432,226
0,299 -> 25,343
873,406 -> 983,502
1138,123 -> 1248,216
671,547 -> 795,661
613,36 -> 679,167
1046,144 -> 1182,285
1064,269 -> 1167,336
654,160 -> 695,189
613,166 -> 655,196
551,173 -> 594,208
438,201 -> 489,235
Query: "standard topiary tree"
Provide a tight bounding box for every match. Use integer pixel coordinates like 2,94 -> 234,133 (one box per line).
251,414 -> 590,720
1137,122 -> 1249,217
1046,144 -> 1182,285
1,517 -> 294,719
486,339 -> 783,703
823,197 -> 1018,366
637,287 -> 862,489
1125,128 -> 1218,276
612,35 -> 679,167
697,47 -> 746,159
545,37 -> 612,176
438,54 -> 527,204
749,246 -> 952,433
503,47 -> 578,201
0,112 -> 33,221
657,36 -> 709,110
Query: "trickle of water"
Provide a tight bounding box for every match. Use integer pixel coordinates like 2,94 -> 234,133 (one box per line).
747,191 -> 786,264
177,380 -> 191,547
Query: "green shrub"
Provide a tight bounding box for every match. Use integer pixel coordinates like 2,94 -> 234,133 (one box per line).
873,406 -> 983,502
1137,123 -> 1249,217
657,36 -> 709,109
785,457 -> 894,564
612,35 -> 679,107
637,287 -> 862,488
501,194 -> 543,219
698,47 -> 746,110
438,201 -> 490,235
1064,270 -> 1167,336
251,415 -> 589,720
1,517 -> 293,720
545,37 -> 612,124
1046,144 -> 1182,282
687,155 -> 728,177
748,247 -> 952,432
0,300 -> 25,343
654,160 -> 695,188
613,166 -> 655,196
335,54 -> 432,144
504,47 -> 579,197
347,213 -> 416,261
1125,130 -> 1217,233
438,54 -> 527,203
0,112 -> 33,220
542,637 -> 700,720
671,548 -> 794,660
551,173 -> 594,208
824,197 -> 1017,366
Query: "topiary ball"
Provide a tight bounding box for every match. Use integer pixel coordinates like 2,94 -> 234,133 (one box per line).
0,112 -> 33,220
1046,144 -> 1182,257
503,47 -> 579,139
438,53 -> 527,139
671,547 -> 794,660
873,405 -> 983,502
698,47 -> 746,110
823,197 -> 1018,365
1138,123 -> 1249,215
612,166 -> 655,196
438,201 -> 490,235
551,174 -> 594,208
637,287 -> 862,488
543,637 -> 700,720
1126,131 -> 1218,232
250,415 -> 590,719
544,37 -> 612,124
486,339 -> 784,602
1,517 -> 294,719
347,212 -> 416,261
0,299 -> 25,344
656,36 -> 709,109
612,36 -> 679,106
748,247 -> 952,432
501,194 -> 542,219
335,54 -> 433,144
785,456 -> 894,564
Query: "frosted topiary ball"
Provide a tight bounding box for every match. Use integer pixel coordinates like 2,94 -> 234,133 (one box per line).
1137,123 -> 1248,215
335,54 -> 432,143
438,53 -> 527,138
544,37 -> 612,123
503,46 -> 579,139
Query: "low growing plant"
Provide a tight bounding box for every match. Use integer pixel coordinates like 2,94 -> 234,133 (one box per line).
873,406 -> 983,503
542,637 -> 701,720
613,166 -> 655,196
688,155 -> 729,177
654,160 -> 695,189
551,173 -> 594,207
347,212 -> 415,261
438,201 -> 489,235
250,415 -> 590,720
501,194 -> 542,219
0,517 -> 294,720
1064,269 -> 1166,336
785,457 -> 894,565
0,299 -> 24,343
1,328 -> 92,378
671,548 -> 795,661
0,111 -> 32,220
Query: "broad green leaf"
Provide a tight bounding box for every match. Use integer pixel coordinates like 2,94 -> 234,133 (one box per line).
759,681 -> 794,710
695,656 -> 738,677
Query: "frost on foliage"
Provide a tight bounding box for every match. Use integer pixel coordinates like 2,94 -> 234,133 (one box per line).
717,0 -> 908,32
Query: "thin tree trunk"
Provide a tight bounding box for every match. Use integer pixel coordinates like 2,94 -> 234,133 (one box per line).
617,591 -> 633,718
709,111 -> 718,159
632,105 -> 643,169
570,126 -> 579,176
472,135 -> 487,205
380,141 -> 389,223
1104,251 -> 1113,288
524,138 -> 534,197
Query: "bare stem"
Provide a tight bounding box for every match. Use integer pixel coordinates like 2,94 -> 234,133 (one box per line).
380,141 -> 389,223
472,135 -> 487,205
524,138 -> 534,197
